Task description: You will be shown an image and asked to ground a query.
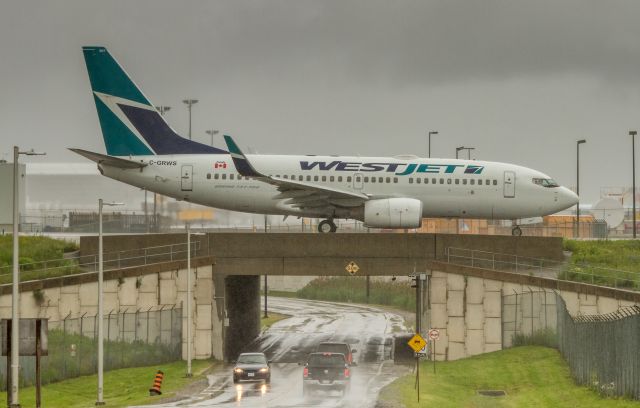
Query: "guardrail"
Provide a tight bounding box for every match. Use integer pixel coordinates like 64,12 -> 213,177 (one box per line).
445,247 -> 640,290
0,242 -> 203,283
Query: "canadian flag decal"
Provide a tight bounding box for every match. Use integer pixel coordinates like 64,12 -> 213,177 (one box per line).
214,161 -> 228,169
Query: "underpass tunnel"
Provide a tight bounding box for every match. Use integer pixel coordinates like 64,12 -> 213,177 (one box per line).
225,275 -> 261,362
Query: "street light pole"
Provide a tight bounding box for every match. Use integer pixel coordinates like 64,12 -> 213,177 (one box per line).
11,146 -> 45,408
97,199 -> 123,406
186,222 -> 193,377
576,140 -> 586,238
631,131 -> 637,238
154,106 -> 171,232
428,131 -> 438,158
182,99 -> 199,140
455,146 -> 464,159
205,130 -> 219,147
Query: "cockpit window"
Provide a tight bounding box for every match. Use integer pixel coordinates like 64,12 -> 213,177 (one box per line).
532,178 -> 559,188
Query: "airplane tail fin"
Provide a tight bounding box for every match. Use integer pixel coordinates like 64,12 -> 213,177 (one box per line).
82,46 -> 226,156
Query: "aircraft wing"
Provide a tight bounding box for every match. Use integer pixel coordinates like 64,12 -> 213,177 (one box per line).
69,148 -> 147,169
224,136 -> 368,211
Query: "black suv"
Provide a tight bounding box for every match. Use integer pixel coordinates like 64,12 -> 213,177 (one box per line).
302,352 -> 351,396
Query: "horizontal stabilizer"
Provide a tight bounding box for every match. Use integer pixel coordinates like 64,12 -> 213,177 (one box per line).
69,148 -> 147,169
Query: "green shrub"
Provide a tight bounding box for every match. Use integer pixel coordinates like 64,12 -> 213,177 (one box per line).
512,328 -> 557,348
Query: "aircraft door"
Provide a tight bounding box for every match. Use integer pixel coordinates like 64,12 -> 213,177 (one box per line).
503,171 -> 515,198
353,173 -> 364,190
181,165 -> 193,191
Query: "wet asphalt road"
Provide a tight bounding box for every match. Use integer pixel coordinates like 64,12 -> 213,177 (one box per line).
134,297 -> 411,408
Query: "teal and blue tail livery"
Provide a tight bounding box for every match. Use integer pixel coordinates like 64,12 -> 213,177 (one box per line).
82,46 -> 226,156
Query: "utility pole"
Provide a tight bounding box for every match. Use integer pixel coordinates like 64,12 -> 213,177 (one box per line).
576,139 -> 586,238
182,99 -> 198,140
428,131 -> 438,158
631,131 -> 637,238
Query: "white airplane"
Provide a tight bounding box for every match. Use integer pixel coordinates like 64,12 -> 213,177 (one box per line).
72,46 -> 578,234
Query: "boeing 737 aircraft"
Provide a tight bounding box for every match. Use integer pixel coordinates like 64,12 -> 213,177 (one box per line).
72,46 -> 578,234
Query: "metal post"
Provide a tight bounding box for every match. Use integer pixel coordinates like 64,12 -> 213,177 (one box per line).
186,223 -> 192,377
97,199 -> 105,405
263,274 -> 268,318
631,131 -> 637,239
35,320 -> 41,408
366,275 -> 370,304
11,146 -> 20,408
576,139 -> 586,238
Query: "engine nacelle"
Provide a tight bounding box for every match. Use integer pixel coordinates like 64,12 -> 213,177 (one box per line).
363,198 -> 423,229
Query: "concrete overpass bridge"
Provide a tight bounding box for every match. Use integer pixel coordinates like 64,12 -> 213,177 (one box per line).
2,233 -> 639,363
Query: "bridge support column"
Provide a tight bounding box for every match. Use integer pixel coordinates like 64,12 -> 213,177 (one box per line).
225,275 -> 261,361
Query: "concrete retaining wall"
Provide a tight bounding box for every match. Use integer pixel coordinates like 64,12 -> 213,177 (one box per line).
0,263 -> 223,361
428,266 -> 640,361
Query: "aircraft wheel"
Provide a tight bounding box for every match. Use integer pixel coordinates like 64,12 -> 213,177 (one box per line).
318,220 -> 337,233
512,226 -> 522,236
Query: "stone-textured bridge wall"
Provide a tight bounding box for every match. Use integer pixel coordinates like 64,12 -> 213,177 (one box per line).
428,261 -> 640,361
0,258 -> 226,361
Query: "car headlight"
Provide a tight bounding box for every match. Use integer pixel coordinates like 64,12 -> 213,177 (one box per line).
234,368 -> 243,374
259,368 -> 269,373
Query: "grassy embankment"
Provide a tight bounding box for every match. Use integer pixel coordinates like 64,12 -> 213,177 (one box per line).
0,359 -> 214,408
261,312 -> 289,329
379,346 -> 638,408
560,239 -> 640,289
294,276 -> 415,312
0,235 -> 80,283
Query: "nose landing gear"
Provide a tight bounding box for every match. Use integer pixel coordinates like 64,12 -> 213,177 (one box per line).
318,219 -> 337,233
511,226 -> 522,236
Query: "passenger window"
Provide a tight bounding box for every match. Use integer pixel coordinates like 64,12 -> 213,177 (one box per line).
356,176 -> 361,182
222,174 -> 227,180
493,180 -> 498,185
486,179 -> 490,185
432,178 -> 436,184
447,179 -> 451,184
364,177 -> 369,182
347,176 -> 352,182
379,177 -> 384,183
322,176 -> 327,182
314,176 -> 319,181
338,176 -> 343,182
291,175 -> 295,180
307,175 -> 311,181
439,178 -> 444,184
478,179 -> 482,185
409,178 -> 414,184
386,177 -> 391,183
470,179 -> 475,185
416,178 -> 421,184
371,177 -> 376,183
463,179 -> 467,185
283,175 -> 288,179
393,177 -> 398,183
230,174 -> 235,180
214,174 -> 219,180
330,176 -> 335,182
299,175 -> 303,181
424,178 -> 429,184
206,173 -> 211,180
455,179 -> 459,185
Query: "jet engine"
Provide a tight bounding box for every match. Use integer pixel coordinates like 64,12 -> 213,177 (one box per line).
363,198 -> 423,228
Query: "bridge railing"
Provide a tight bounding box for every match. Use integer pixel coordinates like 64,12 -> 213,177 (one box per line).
445,247 -> 640,291
0,241 -> 203,283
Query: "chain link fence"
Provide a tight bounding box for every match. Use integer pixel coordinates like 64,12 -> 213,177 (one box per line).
0,306 -> 182,390
501,290 -> 557,348
557,295 -> 640,399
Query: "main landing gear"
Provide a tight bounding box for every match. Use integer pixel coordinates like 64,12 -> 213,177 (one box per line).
511,226 -> 522,236
318,219 -> 337,233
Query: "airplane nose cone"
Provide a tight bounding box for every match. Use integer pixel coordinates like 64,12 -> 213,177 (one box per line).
561,187 -> 579,207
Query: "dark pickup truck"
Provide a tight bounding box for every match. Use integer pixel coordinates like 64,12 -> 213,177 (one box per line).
302,352 -> 351,396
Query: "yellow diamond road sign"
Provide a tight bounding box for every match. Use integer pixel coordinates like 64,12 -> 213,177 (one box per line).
408,334 -> 427,353
345,261 -> 360,276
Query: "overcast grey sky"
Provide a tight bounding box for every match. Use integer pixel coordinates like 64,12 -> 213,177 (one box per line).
2,0 -> 640,204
